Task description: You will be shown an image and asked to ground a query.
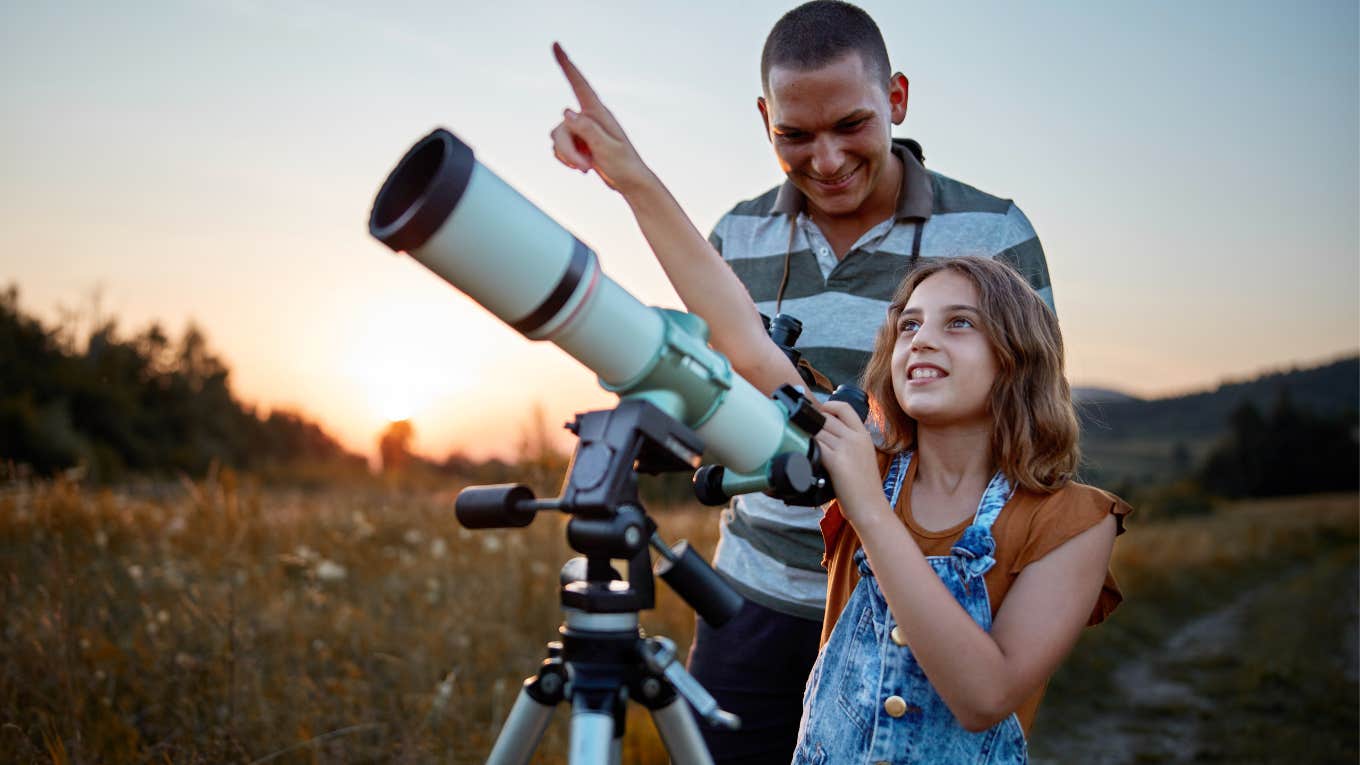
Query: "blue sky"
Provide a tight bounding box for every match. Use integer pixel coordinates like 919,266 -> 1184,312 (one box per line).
2,0 -> 1356,460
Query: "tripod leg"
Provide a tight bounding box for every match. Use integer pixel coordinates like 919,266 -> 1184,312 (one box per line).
569,694 -> 616,765
650,697 -> 714,765
487,687 -> 556,765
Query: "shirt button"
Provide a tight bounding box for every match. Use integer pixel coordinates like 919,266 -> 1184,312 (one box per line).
884,695 -> 908,718
890,626 -> 907,646
819,247 -> 830,256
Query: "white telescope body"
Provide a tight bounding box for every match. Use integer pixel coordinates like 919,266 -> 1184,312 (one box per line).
368,129 -> 790,474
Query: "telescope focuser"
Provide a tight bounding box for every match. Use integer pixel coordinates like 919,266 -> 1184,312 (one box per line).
692,383 -> 871,507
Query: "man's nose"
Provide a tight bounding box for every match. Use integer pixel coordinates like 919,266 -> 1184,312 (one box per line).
810,137 -> 844,177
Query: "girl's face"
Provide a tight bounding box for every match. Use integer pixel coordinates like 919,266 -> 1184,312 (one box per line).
890,270 -> 1000,428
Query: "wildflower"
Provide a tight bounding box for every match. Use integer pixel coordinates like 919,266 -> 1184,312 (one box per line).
403,528 -> 424,546
315,559 -> 347,582
430,670 -> 457,718
480,534 -> 503,554
126,564 -> 144,584
430,538 -> 448,559
352,511 -> 376,540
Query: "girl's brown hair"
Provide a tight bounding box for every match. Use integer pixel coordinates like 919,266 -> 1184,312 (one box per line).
860,256 -> 1080,493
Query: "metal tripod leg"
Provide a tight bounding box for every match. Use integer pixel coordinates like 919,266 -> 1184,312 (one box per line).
487,686 -> 556,765
650,696 -> 714,765
568,695 -> 615,765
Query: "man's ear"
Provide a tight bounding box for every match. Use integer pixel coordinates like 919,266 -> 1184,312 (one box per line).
888,72 -> 909,124
757,96 -> 773,144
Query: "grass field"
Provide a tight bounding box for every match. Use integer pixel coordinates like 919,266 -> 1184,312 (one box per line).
1,476 -> 1355,763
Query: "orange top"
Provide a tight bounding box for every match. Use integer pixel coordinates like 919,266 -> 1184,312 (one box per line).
819,452 -> 1132,734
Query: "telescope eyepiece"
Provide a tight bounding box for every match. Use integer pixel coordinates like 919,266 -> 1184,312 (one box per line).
769,313 -> 803,349
829,385 -> 871,422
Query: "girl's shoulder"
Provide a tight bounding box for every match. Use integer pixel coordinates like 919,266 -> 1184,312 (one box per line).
1023,481 -> 1133,533
998,480 -> 1132,574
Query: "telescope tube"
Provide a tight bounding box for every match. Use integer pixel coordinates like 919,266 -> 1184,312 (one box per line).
369,129 -> 802,474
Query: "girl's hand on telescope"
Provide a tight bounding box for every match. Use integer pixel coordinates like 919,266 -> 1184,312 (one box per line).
816,402 -> 892,527
551,43 -> 655,195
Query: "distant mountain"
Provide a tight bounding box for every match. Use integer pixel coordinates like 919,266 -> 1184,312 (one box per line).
1077,355 -> 1359,487
1072,387 -> 1141,405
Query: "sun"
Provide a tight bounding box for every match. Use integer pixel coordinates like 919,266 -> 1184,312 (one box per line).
344,299 -> 483,428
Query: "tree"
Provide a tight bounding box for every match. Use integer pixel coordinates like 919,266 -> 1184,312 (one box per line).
379,419 -> 415,475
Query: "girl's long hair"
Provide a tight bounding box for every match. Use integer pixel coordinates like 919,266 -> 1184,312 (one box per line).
860,256 -> 1080,493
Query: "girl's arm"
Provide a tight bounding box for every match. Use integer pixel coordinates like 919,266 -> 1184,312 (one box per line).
550,44 -> 802,395
816,402 -> 1117,731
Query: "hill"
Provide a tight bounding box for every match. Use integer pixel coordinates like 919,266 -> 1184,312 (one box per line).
1077,355 -> 1358,487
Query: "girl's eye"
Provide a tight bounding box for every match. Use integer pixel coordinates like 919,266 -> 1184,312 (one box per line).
948,317 -> 974,329
898,319 -> 920,333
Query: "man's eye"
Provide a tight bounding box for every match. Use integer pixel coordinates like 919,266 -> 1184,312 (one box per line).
838,119 -> 867,132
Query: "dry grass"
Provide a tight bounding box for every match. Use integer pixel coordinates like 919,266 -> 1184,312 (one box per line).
0,474 -> 722,763
1,477 -> 1355,763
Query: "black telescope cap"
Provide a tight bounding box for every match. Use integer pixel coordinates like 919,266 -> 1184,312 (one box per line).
369,128 -> 475,253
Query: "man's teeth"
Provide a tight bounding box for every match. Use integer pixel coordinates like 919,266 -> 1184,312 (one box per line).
911,368 -> 945,379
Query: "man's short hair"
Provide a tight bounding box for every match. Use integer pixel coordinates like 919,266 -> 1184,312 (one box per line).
760,1 -> 892,93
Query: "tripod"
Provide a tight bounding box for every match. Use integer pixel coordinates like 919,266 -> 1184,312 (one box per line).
456,398 -> 745,764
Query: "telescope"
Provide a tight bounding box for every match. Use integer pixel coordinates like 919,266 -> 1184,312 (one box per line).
368,128 -> 866,505
368,128 -> 869,764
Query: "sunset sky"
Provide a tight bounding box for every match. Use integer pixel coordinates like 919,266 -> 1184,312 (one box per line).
3,0 -> 1357,463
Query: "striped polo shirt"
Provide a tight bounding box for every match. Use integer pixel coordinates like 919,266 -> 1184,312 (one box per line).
707,138 -> 1054,620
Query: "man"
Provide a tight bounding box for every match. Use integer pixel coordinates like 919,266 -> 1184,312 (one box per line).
550,2 -> 1053,760
688,3 -> 1053,761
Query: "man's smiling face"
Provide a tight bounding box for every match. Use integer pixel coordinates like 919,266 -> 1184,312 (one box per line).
758,52 -> 907,222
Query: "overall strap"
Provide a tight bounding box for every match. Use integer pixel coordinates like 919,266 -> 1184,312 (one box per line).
881,451 -> 913,507
971,471 -> 1015,532
947,471 -> 1015,581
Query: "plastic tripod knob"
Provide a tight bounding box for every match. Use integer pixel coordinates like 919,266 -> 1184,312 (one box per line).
455,484 -> 536,528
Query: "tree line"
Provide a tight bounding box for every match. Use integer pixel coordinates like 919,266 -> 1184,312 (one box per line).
0,286 -> 366,481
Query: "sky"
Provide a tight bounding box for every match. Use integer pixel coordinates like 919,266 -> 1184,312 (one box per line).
2,0 -> 1357,463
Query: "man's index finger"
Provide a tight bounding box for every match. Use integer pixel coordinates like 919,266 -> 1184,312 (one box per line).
553,43 -> 604,112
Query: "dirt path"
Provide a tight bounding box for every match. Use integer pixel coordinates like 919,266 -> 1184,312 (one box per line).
1034,552 -> 1359,764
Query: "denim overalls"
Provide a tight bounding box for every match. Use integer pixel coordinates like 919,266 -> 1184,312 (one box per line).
794,451 -> 1028,764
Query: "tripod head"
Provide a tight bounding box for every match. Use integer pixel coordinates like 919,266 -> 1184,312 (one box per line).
455,397 -> 744,626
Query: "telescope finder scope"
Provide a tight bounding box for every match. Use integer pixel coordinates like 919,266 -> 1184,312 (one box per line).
368,128 -> 865,500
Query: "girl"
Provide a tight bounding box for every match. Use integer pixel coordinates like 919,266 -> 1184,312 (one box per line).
549,46 -> 1130,763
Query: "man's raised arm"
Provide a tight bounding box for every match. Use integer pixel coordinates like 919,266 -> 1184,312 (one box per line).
549,44 -> 801,395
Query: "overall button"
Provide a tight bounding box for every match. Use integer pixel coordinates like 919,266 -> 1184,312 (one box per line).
884,695 -> 908,717
890,626 -> 907,646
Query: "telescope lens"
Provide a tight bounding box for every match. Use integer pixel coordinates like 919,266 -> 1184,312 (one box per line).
369,129 -> 475,254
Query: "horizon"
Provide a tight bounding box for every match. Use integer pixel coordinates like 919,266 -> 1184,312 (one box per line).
5,282 -> 1355,465
3,0 -> 1356,463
